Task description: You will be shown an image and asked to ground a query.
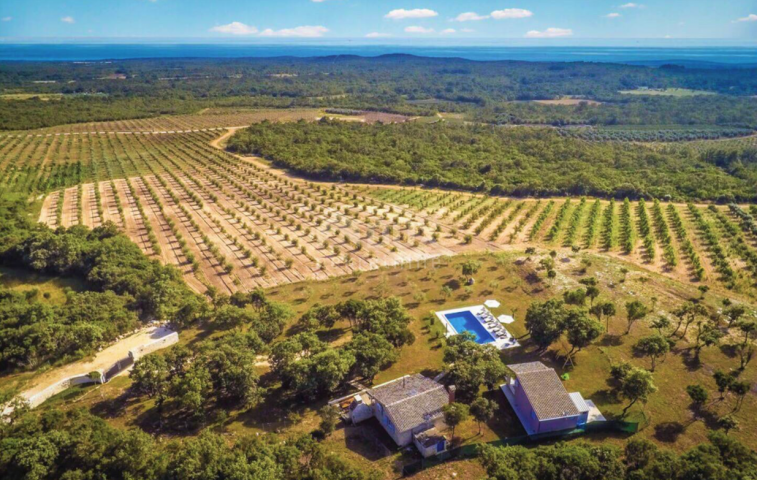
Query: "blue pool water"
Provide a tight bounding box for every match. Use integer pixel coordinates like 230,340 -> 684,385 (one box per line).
445,311 -> 495,345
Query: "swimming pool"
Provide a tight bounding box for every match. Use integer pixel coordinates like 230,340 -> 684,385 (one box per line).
444,310 -> 496,344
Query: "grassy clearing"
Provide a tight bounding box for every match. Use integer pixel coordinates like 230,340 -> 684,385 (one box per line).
0,93 -> 64,101
0,266 -> 86,305
619,88 -> 717,97
36,247 -> 756,479
531,98 -> 603,105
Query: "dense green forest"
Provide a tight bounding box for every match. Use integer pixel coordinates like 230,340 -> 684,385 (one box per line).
227,119 -> 757,201
0,196 -> 205,372
2,55 -> 757,130
1,407 -> 755,480
475,95 -> 757,127
0,408 -> 377,480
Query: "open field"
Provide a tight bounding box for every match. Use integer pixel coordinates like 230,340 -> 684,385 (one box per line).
0,93 -> 65,101
531,97 -> 603,106
358,186 -> 757,299
619,88 -> 718,97
32,129 -> 483,293
0,109 -> 421,194
0,108 -> 413,139
23,120 -> 757,299
0,266 -> 86,305
0,108 -> 325,136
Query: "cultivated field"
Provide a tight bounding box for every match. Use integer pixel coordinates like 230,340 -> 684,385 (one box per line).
21,118 -> 756,297
0,109 -> 324,136
358,186 -> 757,299
35,129 -> 485,293
3,109 -> 751,297
0,108 -> 415,194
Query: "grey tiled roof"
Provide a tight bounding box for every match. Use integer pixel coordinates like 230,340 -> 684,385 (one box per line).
368,374 -> 449,432
509,362 -> 580,421
508,362 -> 551,375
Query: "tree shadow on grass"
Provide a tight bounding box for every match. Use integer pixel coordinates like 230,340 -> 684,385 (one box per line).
654,421 -> 686,443
590,388 -> 621,407
694,404 -> 721,431
89,388 -> 135,420
343,417 -> 397,461
316,327 -> 350,344
719,343 -> 739,359
483,389 -> 527,439
680,349 -> 704,371
598,334 -> 623,347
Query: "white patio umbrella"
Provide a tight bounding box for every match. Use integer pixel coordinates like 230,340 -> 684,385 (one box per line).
498,315 -> 515,324
484,299 -> 501,309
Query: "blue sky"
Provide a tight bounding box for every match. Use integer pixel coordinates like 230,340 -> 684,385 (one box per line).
1,1 -> 755,42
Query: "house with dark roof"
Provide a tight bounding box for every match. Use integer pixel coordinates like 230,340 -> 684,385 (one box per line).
350,373 -> 453,454
500,362 -> 600,436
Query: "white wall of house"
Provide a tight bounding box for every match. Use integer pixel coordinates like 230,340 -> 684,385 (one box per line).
370,401 -> 442,447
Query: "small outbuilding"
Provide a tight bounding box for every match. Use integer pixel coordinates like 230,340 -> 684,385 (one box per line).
413,426 -> 448,458
501,362 -> 599,436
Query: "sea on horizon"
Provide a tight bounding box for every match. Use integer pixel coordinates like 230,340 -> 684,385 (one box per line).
0,44 -> 756,66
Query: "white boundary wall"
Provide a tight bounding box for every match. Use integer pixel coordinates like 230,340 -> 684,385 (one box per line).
2,327 -> 179,418
25,373 -> 104,409
129,331 -> 179,361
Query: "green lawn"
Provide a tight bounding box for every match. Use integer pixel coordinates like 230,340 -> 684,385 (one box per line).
0,266 -> 86,305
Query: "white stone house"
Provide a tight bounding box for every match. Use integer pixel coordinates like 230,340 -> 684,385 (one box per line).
351,374 -> 452,455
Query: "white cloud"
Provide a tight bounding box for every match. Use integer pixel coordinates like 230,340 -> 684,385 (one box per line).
2,17 -> 11,22
491,8 -> 533,20
259,25 -> 329,37
385,8 -> 438,20
404,25 -> 434,33
605,13 -> 621,18
525,27 -> 573,38
453,12 -> 489,22
441,28 -> 456,34
734,14 -> 757,23
61,16 -> 75,24
461,28 -> 476,33
365,32 -> 392,38
619,3 -> 643,8
209,22 -> 258,35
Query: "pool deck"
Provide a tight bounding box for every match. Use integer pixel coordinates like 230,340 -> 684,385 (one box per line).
436,305 -> 520,350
